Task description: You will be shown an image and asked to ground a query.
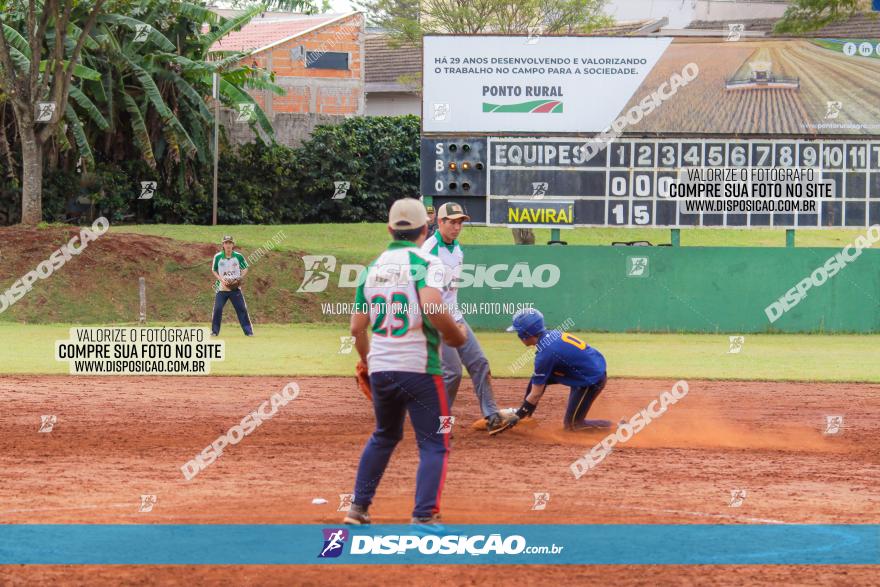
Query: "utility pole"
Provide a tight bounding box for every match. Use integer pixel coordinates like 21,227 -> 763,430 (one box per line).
212,72 -> 219,226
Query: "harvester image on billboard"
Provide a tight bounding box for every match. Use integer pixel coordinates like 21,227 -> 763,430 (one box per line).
725,54 -> 800,91
620,38 -> 880,135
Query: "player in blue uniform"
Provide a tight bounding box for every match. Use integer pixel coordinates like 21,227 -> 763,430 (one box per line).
507,308 -> 612,430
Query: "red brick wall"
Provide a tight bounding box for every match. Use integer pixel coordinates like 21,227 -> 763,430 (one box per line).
251,14 -> 364,115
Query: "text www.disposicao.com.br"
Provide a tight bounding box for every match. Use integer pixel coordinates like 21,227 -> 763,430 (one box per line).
73,360 -> 207,373
683,200 -> 817,213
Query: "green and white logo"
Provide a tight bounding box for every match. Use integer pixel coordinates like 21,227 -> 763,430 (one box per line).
482,99 -> 563,113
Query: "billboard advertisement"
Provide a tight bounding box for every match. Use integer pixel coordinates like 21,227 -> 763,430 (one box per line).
423,36 -> 880,136
423,35 -> 672,133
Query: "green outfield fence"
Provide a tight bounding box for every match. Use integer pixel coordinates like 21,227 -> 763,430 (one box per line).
460,245 -> 880,333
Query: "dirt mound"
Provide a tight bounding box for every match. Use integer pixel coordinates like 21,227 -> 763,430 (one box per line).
0,226 -> 337,324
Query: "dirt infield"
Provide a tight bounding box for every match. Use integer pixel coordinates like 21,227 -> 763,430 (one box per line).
1,375 -> 878,585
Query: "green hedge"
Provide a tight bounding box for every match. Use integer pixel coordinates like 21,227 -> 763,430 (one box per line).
0,115 -> 421,225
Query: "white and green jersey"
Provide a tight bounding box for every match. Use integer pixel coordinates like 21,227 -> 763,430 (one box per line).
421,234 -> 464,322
213,251 -> 248,291
356,241 -> 444,375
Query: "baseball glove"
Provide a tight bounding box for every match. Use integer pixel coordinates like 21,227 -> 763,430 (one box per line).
355,360 -> 372,401
225,278 -> 242,290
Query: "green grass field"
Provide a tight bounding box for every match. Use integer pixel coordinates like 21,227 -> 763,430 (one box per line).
5,224 -> 877,381
3,222 -> 873,324
5,322 -> 879,382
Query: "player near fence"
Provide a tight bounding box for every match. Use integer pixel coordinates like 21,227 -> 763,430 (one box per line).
345,198 -> 467,525
507,308 -> 612,431
210,235 -> 254,337
422,202 -> 519,435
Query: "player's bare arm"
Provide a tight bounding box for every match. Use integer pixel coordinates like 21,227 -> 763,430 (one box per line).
524,382 -> 547,407
349,311 -> 371,363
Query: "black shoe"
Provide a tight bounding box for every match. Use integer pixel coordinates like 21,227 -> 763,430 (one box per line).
486,411 -> 519,435
411,513 -> 441,525
566,419 -> 613,431
343,503 -> 371,525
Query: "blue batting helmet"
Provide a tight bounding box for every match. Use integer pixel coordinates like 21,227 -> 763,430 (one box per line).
506,308 -> 546,339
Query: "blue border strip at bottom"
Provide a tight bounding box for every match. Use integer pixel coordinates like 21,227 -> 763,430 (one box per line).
0,524 -> 877,565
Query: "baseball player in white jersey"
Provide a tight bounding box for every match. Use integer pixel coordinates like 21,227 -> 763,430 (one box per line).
210,235 -> 253,336
422,202 -> 519,435
344,197 -> 468,525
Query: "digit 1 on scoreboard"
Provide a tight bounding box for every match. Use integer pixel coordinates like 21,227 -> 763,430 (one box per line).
611,142 -> 629,167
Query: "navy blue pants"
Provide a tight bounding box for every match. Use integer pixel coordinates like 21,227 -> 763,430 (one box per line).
353,371 -> 450,518
211,289 -> 253,336
564,374 -> 608,430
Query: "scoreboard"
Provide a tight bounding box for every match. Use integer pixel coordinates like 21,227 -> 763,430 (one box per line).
420,137 -> 880,228
420,35 -> 880,229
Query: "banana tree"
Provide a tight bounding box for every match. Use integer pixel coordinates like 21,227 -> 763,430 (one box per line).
64,1 -> 287,196
0,0 -> 295,223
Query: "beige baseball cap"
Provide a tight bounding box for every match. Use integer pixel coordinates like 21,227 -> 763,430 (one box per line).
388,198 -> 428,230
437,202 -> 470,221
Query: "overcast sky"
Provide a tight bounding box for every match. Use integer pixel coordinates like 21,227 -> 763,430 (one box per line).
330,0 -> 691,24
322,0 -> 693,26
603,0 -> 696,28
326,0 -> 357,14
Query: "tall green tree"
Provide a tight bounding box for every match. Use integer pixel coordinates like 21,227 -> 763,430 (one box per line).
227,0 -> 328,13
0,0 -> 300,223
775,0 -> 873,34
0,0 -> 107,224
357,0 -> 611,45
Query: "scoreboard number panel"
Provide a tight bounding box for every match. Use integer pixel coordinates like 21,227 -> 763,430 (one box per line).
420,137 -> 880,228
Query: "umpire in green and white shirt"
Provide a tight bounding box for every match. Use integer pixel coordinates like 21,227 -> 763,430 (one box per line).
422,202 -> 518,435
210,235 -> 254,336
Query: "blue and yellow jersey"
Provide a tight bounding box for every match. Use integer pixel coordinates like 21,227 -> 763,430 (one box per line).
532,330 -> 606,388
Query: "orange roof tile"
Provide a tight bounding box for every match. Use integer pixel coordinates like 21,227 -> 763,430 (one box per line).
210,13 -> 354,54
